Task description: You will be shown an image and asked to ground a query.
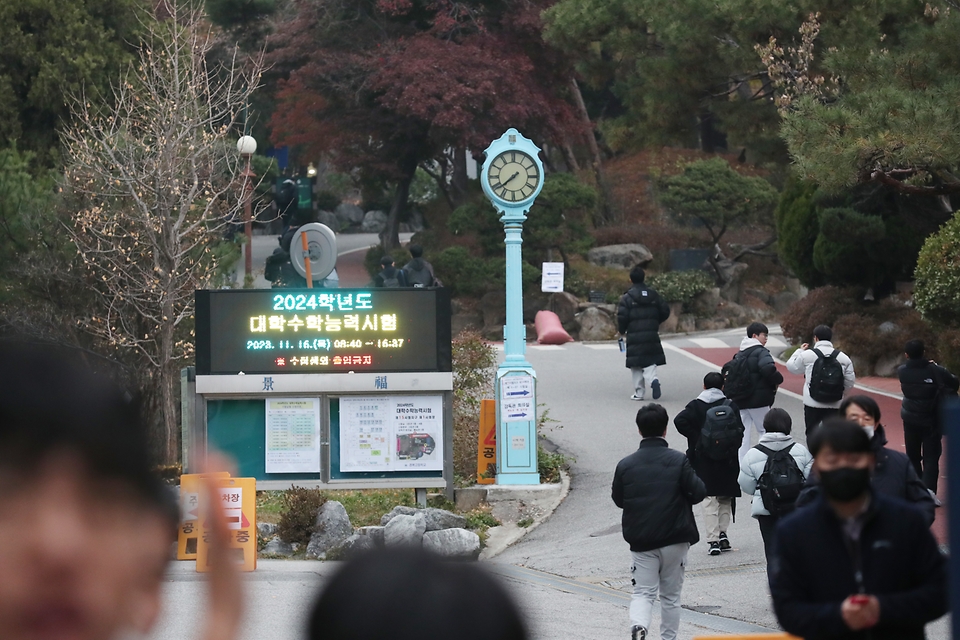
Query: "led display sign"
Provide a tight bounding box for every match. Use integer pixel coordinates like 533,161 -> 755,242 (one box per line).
195,289 -> 452,375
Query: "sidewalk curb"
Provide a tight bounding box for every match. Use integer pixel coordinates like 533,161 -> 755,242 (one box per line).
479,469 -> 571,561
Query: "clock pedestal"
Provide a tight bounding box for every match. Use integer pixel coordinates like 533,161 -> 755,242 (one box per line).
480,128 -> 544,486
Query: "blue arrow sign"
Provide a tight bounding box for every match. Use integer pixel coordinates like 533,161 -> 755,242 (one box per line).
508,412 -> 529,419
505,390 -> 531,397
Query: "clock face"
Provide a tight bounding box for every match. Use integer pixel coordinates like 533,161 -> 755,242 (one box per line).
487,151 -> 541,203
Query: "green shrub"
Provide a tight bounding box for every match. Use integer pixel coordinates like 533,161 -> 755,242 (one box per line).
314,190 -> 341,212
463,509 -> 500,529
537,446 -> 569,484
775,177 -> 823,288
433,248 -> 540,298
277,487 -> 327,546
914,211 -> 960,327
648,270 -> 713,303
451,331 -> 497,483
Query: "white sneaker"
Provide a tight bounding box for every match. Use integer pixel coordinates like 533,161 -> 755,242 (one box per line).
630,394 -> 644,401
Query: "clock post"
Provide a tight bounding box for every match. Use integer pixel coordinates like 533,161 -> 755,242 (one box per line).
480,128 -> 545,485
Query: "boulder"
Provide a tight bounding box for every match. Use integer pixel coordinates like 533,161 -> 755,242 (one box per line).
773,291 -> 799,314
587,244 -> 654,270
334,202 -> 364,226
330,534 -> 376,560
546,292 -> 580,326
261,537 -> 294,557
380,505 -> 420,527
717,260 -> 749,301
383,513 -> 426,547
356,526 -> 386,548
422,528 -> 481,560
317,210 -> 340,231
257,522 -> 278,538
696,317 -> 729,332
744,288 -> 773,305
690,288 -> 722,316
306,501 -> 354,559
361,210 -> 388,233
523,294 -> 549,323
678,314 -> 697,333
659,302 -> 682,334
451,313 -> 483,336
422,508 -> 469,532
878,321 -> 898,334
875,354 -> 904,377
576,307 -> 617,341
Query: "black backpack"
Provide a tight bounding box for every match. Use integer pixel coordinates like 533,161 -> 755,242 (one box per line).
698,400 -> 744,461
809,348 -> 845,403
722,350 -> 754,402
754,443 -> 806,517
405,264 -> 434,287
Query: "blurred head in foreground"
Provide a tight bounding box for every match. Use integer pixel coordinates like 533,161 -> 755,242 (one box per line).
308,548 -> 528,640
0,339 -> 174,640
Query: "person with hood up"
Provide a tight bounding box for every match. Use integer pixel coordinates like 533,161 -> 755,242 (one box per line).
674,372 -> 741,556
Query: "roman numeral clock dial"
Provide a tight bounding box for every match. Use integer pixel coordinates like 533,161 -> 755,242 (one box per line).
487,150 -> 541,203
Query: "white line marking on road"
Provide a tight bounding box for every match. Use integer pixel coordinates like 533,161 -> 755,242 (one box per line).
663,343 -> 804,402
853,384 -> 903,400
689,337 -> 730,349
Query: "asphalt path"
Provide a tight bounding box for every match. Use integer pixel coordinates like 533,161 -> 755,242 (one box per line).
491,328 -> 950,639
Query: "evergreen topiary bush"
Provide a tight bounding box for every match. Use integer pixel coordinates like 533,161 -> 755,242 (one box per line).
648,270 -> 713,303
914,211 -> 960,328
775,177 -> 822,288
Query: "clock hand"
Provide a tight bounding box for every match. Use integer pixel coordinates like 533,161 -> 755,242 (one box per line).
504,171 -> 521,186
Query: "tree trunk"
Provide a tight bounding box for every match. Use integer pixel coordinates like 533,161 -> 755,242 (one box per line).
561,142 -> 581,172
380,161 -> 416,250
159,318 -> 179,465
569,76 -> 612,223
451,147 -> 469,207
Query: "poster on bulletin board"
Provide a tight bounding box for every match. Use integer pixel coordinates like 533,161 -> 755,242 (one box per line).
339,395 -> 443,472
264,398 -> 321,473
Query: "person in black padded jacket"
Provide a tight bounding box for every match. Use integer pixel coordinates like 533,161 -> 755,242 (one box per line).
612,404 -> 706,640
616,265 -> 671,402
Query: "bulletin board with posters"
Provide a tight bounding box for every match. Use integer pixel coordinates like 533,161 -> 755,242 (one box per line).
185,288 -> 454,493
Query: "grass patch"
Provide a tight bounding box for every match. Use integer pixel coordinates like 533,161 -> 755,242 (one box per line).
517,517 -> 534,528
538,445 -> 570,484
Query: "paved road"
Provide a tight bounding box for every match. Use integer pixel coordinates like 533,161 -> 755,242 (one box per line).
149,326 -> 951,640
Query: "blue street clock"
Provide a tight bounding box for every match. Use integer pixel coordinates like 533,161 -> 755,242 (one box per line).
481,128 -> 544,486
481,129 -> 546,216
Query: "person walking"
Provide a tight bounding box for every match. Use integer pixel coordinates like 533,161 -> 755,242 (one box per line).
617,265 -> 671,401
738,408 -> 812,567
402,244 -> 440,288
898,339 -> 959,494
374,255 -> 409,288
769,419 -> 947,640
612,404 -> 706,640
785,324 -> 856,436
674,372 -> 741,556
722,322 -> 784,460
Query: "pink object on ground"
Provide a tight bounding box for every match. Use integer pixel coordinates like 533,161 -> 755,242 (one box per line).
535,310 -> 573,345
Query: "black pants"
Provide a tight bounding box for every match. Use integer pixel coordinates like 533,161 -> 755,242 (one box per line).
803,405 -> 838,438
904,424 -> 943,493
757,514 -> 779,583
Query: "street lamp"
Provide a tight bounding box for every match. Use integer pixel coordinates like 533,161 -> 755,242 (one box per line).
237,135 -> 257,282
306,162 -> 318,178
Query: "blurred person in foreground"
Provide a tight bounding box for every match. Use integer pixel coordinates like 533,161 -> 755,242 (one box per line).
307,547 -> 527,640
0,339 -> 240,640
613,403 -> 706,640
770,418 -> 947,640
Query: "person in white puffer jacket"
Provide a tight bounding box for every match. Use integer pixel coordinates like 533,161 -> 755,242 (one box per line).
738,408 -> 813,567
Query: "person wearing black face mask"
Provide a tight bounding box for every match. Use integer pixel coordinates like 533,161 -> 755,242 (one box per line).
769,419 -> 947,640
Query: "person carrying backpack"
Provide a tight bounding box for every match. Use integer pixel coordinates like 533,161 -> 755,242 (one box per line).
721,322 -> 784,461
674,372 -> 742,556
402,244 -> 440,288
374,255 -> 409,288
738,408 -> 812,570
785,324 -> 856,436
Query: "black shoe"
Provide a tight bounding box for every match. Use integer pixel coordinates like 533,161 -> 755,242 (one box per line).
708,541 -> 721,556
651,379 -> 661,400
631,626 -> 646,640
719,532 -> 731,551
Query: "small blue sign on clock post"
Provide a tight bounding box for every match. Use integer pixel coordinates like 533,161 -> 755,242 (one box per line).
480,128 -> 545,485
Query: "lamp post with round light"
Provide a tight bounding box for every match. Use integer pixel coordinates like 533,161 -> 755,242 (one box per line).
237,135 -> 257,282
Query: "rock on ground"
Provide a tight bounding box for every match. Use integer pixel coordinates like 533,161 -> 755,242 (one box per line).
547,292 -> 580,326
334,202 -> 364,226
422,508 -> 469,532
329,534 -> 376,560
261,537 -> 294,557
306,501 -> 354,559
586,244 -> 653,269
257,522 -> 278,538
317,210 -> 340,231
422,528 -> 481,560
356,525 -> 386,548
380,505 -> 420,527
576,307 -> 617,341
360,210 -> 388,233
383,513 -> 426,547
